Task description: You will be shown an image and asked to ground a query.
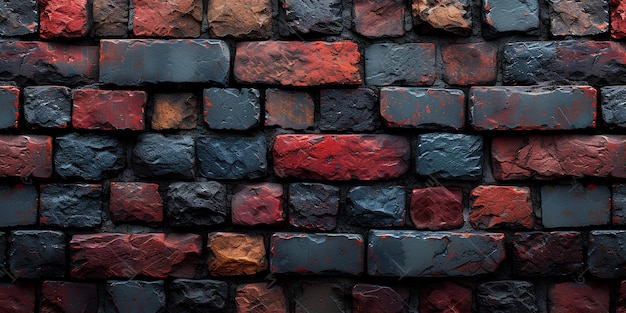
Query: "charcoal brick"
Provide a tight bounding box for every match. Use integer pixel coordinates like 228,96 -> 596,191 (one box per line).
23,86 -> 72,128
365,43 -> 436,86
288,183 -> 339,231
106,280 -> 165,313
347,185 -> 405,227
39,184 -> 102,228
352,284 -> 408,313
482,0 -> 539,38
0,86 -> 18,129
197,136 -> 267,180
601,86 -> 626,128
167,279 -> 228,313
295,283 -> 346,313
203,88 -> 260,130
133,133 -> 195,180
588,230 -> 626,278
0,185 -> 38,227
279,0 -> 342,36
380,87 -> 465,129
55,133 -> 125,180
319,88 -> 379,132
9,231 -> 65,278
613,184 -> 626,225
477,281 -> 538,313
417,133 -> 483,180
166,182 -> 227,227
0,0 -> 38,36
541,185 -> 610,228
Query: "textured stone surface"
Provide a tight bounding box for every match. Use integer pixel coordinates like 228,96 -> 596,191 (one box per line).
613,184 -> 626,224
72,89 -> 146,131
347,185 -> 405,227
197,136 -> 267,180
39,0 -> 89,39
410,186 -> 464,230
353,0 -> 404,37
109,182 -> 163,225
0,0 -> 38,36
55,133 -> 124,180
270,233 -> 364,275
483,0 -> 539,38
368,230 -> 505,277
320,88 -> 378,132
70,233 -> 201,279
235,283 -> 288,313
207,0 -> 272,39
0,283 -> 35,313
513,231 -> 584,276
231,183 -> 285,227
203,88 -> 260,130
352,284 -> 408,313
365,43 -> 436,86
41,281 -> 98,313
39,184 -> 102,228
9,231 -> 65,279
288,183 -> 339,231
442,43 -> 497,85
151,93 -> 197,130
294,283 -> 346,313
133,133 -> 194,179
412,0 -> 472,35
0,135 -> 52,178
264,89 -> 315,129
470,186 -> 533,230
93,0 -> 128,37
274,134 -> 410,180
167,279 -> 228,313
420,281 -> 472,313
0,185 -> 38,227
23,86 -> 72,128
541,184 -> 610,228
0,232 -> 5,267
477,281 -> 538,313
601,86 -> 626,128
106,280 -> 165,313
0,86 -> 19,129
100,39 -> 230,86
279,0 -> 342,36
235,41 -> 361,86
417,133 -> 483,180
588,230 -> 626,278
612,0 -> 626,39
207,232 -> 266,276
133,0 -> 202,37
502,41 -> 558,85
166,182 -> 227,227
549,282 -> 610,313
380,87 -> 465,129
548,0 -> 608,36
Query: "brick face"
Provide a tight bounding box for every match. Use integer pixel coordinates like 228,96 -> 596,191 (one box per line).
72,89 -> 146,130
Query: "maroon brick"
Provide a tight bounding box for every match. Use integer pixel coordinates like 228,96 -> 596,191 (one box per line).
264,89 -> 315,129
72,90 -> 146,131
70,233 -> 201,279
93,0 -> 128,37
133,0 -> 202,37
513,232 -> 584,276
39,0 -> 89,39
353,0 -> 404,37
0,283 -> 35,313
109,182 -> 163,225
41,281 -> 98,313
412,0 -> 472,35
207,232 -> 266,276
235,283 -> 288,313
207,0 -> 272,39
352,284 -> 409,313
295,283 -> 347,313
549,282 -> 609,313
231,183 -> 285,227
0,135 -> 52,178
470,186 -> 533,230
442,43 -> 497,85
548,0 -> 608,36
612,0 -> 626,39
410,186 -> 464,230
420,281 -> 472,313
618,281 -> 626,313
0,86 -> 19,129
151,93 -> 197,130
235,41 -> 361,86
273,134 -> 410,180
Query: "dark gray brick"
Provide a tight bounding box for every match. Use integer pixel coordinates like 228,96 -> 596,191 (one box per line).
365,43 -> 436,86
166,182 -> 227,227
167,279 -> 228,313
319,88 -> 379,132
380,87 -> 465,129
0,232 -> 4,268
40,184 -> 102,228
288,183 -> 339,231
279,0 -> 343,36
0,185 -> 37,227
541,185 -> 610,228
417,133 -> 483,180
133,133 -> 195,180
482,0 -> 539,38
502,41 -> 558,85
294,283 -> 346,313
0,86 -> 18,129
197,136 -> 267,180
9,230 -> 65,278
347,185 -> 405,227
613,184 -> 626,224
588,230 -> 626,278
23,86 -> 72,128
477,281 -> 539,313
203,88 -> 260,130
601,86 -> 626,128
55,133 -> 125,180
106,280 -> 165,313
0,0 -> 38,36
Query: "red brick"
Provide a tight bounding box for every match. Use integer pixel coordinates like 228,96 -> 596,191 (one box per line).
133,0 -> 202,37
235,283 -> 288,313
265,89 -> 315,129
0,86 -> 19,129
470,186 -> 533,230
207,0 -> 272,39
39,0 -> 89,39
354,0 -> 405,37
207,232 -> 266,276
72,89 -> 146,131
549,282 -> 609,313
420,281 -> 472,313
410,186 -> 464,230
442,42 -> 497,85
231,183 -> 285,227
70,233 -> 201,279
41,281 -> 98,313
109,182 -> 163,225
352,284 -> 409,313
513,232 -> 584,276
612,0 -> 626,39
0,283 -> 35,313
235,41 -> 361,86
0,135 -> 52,178
273,134 -> 410,180
151,93 -> 197,130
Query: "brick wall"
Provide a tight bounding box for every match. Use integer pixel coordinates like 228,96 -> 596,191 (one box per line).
0,0 -> 625,312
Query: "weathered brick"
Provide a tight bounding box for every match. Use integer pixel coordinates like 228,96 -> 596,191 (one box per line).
207,232 -> 266,276
0,86 -> 18,129
23,86 -> 72,129
207,0 -> 271,39
289,183 -> 339,231
167,182 -> 227,227
0,185 -> 37,227
417,133 -> 483,180
264,89 -> 315,129
9,231 -> 65,279
270,233 -> 364,275
365,43 -> 436,86
353,0 -> 404,37
410,186 -> 464,230
93,0 -> 128,37
235,283 -> 288,313
0,283 -> 35,313
109,182 -> 163,225
203,88 -> 260,130
55,133 -> 124,180
412,0 -> 472,35
39,0 -> 89,39
106,280 -> 165,313
279,0 -> 342,36
601,86 -> 626,128
549,282 -> 609,313
41,281 -> 98,313
0,135 -> 53,178
470,186 -> 533,230
231,183 -> 285,227
612,0 -> 626,39
133,0 -> 202,37
368,230 -> 505,277
477,281 -> 538,313
588,230 -> 626,278
0,0 -> 38,36
40,184 -> 102,228
548,0 -> 608,36
73,89 -> 146,131
420,281 -> 472,313
0,232 -> 5,267
274,134 -> 410,180
619,281 -> 626,313
352,284 -> 408,313
320,88 -> 378,132
502,41 -> 557,85
133,133 -> 194,179
100,39 -> 230,86
197,136 -> 267,180
513,232 -> 584,276
347,186 -> 405,227
541,185 -> 610,228
482,0 -> 539,38
380,87 -> 465,129
235,41 -> 361,86
70,233 -> 201,279
442,43 -> 497,85
151,93 -> 197,130
613,184 -> 626,225
167,279 -> 228,313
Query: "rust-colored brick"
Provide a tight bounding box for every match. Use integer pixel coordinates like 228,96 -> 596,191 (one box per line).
207,0 -> 272,39
207,232 -> 267,276
151,93 -> 197,130
353,0 -> 404,37
442,42 -> 497,85
133,0 -> 202,37
470,186 -> 534,230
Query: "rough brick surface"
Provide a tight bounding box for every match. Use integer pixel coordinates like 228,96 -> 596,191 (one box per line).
347,186 -> 405,227
55,133 -> 124,180
231,183 -> 285,227
0,0 -> 38,36
93,0 -> 128,37
203,88 -> 260,130
0,232 -> 5,267
23,86 -> 72,128
133,133 -> 194,179
166,182 -> 227,227
0,86 -> 19,129
197,136 -> 267,180
417,133 -> 483,180
482,0 -> 539,38
109,182 -> 163,225
207,232 -> 266,276
588,230 -> 626,278
0,135 -> 52,178
320,88 -> 379,132
548,0 -> 608,36
73,89 -> 146,131
365,43 -> 436,86
295,283 -> 346,313
0,283 -> 35,313
264,89 -> 315,129
513,232 -> 584,276
40,184 -> 102,228
39,0 -> 88,39
601,86 -> 626,128
470,186 -> 533,230
9,231 -> 65,279
167,279 -> 228,313
106,280 -> 165,313
353,0 -> 404,37
133,0 -> 202,37
477,281 -> 538,313
420,281 -> 472,313
412,0 -> 472,35
151,93 -> 197,130
550,282 -> 610,313
352,284 -> 408,313
612,0 -> 626,39
380,87 -> 465,129
288,183 -> 339,231
235,283 -> 288,313
207,0 -> 272,39
0,185 -> 38,227
541,185 -> 610,228
410,186 -> 464,230
442,43 -> 497,85
614,184 -> 626,225
41,281 -> 98,313
279,0 -> 342,36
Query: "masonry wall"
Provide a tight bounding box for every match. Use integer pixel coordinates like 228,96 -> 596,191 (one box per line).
0,0 -> 625,312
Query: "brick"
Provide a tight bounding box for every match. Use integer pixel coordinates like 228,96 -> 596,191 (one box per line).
347,186 -> 405,228
601,86 -> 626,128
55,133 -> 124,180
0,185 -> 38,227
417,133 -> 483,180
274,134 -> 410,180
412,0 -> 472,35
41,281 -> 98,313
368,230 -> 505,277
207,0 -> 271,39
548,0 -> 608,36
502,41 -> 557,85
279,0 -> 342,36
513,232 -> 584,276
270,233 -> 364,275
477,281 -> 538,313
365,43 -> 436,86
133,133 -> 194,179
109,182 -> 163,225
93,0 -> 128,37
320,88 -> 379,132
106,280 -> 165,313
353,0 -> 404,37
442,43 -> 497,85
151,93 -> 197,130
167,279 -> 228,313
420,281 -> 472,313
288,183 -> 339,231
23,86 -> 72,128
235,41 -> 361,86
0,232 -> 4,267
207,232 -> 266,276
133,0 -> 202,37
612,0 -> 626,39
380,87 -> 465,129
40,184 -> 102,228
296,283 -> 346,313
0,283 -> 35,313
588,230 -> 626,278
235,283 -> 288,313
264,89 -> 315,129
73,89 -> 146,131
352,284 -> 408,313
613,184 -> 626,224
549,282 -> 609,313
167,182 -> 227,227
100,39 -> 230,86
9,230 -> 65,279
0,135 -> 53,178
482,0 -> 539,38
231,183 -> 285,227
471,86 -> 596,131
410,186 -> 464,230
39,0 -> 88,39
620,281 -> 626,313
0,86 -> 18,129
197,136 -> 267,180
470,186 -> 533,230
203,88 -> 260,130
0,0 -> 38,36
70,233 -> 201,279
541,185 -> 610,228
